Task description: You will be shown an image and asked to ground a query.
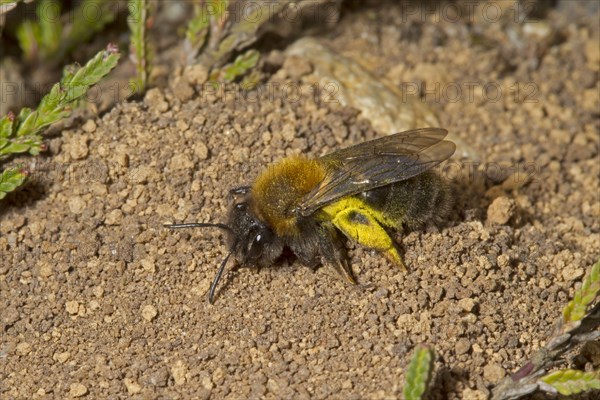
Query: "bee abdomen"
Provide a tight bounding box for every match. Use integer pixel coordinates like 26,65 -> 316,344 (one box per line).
359,171 -> 451,229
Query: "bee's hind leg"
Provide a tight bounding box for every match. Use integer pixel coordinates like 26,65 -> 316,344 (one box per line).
329,207 -> 407,272
331,258 -> 357,285
317,223 -> 357,285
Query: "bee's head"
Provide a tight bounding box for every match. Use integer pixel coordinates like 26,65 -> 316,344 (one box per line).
227,200 -> 283,265
165,197 -> 283,304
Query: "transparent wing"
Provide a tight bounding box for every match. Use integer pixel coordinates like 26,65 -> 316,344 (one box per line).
298,128 -> 455,216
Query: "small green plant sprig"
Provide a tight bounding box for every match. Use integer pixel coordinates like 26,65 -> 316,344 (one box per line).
184,0 -> 302,83
15,0 -> 62,61
211,49 -> 260,84
492,259 -> 600,399
541,369 -> 600,396
0,167 -> 28,200
0,44 -> 120,200
563,259 -> 600,326
403,345 -> 435,400
184,1 -> 342,87
184,0 -> 229,64
14,0 -> 116,63
127,0 -> 149,94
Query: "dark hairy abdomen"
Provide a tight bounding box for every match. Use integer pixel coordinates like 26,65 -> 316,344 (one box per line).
357,171 -> 451,229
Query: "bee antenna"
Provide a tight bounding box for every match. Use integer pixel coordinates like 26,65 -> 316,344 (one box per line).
208,241 -> 237,304
164,222 -> 232,232
165,222 -> 236,304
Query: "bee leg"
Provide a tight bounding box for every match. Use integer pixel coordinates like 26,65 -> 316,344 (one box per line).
329,207 -> 407,272
228,186 -> 251,199
331,258 -> 357,285
317,224 -> 357,285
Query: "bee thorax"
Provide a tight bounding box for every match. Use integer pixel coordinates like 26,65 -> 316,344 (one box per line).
250,156 -> 326,237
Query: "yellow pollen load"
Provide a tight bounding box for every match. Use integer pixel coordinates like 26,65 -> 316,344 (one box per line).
319,197 -> 406,270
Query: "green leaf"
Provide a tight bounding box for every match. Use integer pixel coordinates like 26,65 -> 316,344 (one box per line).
403,345 -> 435,400
16,20 -> 40,61
18,46 -> 120,138
542,369 -> 600,395
2,142 -> 32,155
197,0 -> 288,68
0,135 -> 43,158
61,0 -> 116,58
210,0 -> 228,19
0,167 -> 28,199
186,3 -> 210,50
563,259 -> 600,323
240,69 -> 262,90
0,45 -> 120,165
14,0 -> 115,62
219,49 -> 260,82
67,50 -> 120,90
37,0 -> 62,58
0,115 -> 15,138
15,0 -> 62,60
185,0 -> 228,61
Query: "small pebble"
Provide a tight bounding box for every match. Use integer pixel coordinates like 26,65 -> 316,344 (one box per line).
483,363 -> 506,384
105,209 -> 124,225
194,142 -> 209,160
141,258 -> 156,273
69,135 -> 89,160
497,254 -> 510,269
171,76 -> 194,102
462,388 -> 487,400
283,55 -> 313,78
184,64 -> 209,85
129,166 -> 157,184
487,196 -> 516,225
16,342 -> 31,356
123,378 -> 142,394
458,298 -> 477,313
149,367 -> 169,387
3,307 -> 19,326
93,286 -> 104,298
455,338 -> 471,355
68,197 -> 86,215
169,153 -> 195,171
176,119 -> 190,132
562,266 -> 585,282
81,120 -> 97,133
142,305 -> 158,321
39,263 -> 53,278
54,351 -> 70,363
65,301 -> 79,315
69,383 -> 88,397
144,88 -> 169,112
171,360 -> 187,385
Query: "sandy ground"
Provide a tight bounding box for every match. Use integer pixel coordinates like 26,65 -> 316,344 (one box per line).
1,1 -> 599,399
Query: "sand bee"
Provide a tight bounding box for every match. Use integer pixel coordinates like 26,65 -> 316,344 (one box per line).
167,128 -> 455,303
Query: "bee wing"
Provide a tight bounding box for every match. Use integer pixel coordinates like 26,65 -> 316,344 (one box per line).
298,128 -> 456,216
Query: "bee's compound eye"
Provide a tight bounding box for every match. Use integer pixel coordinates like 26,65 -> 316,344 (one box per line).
246,233 -> 263,260
235,203 -> 247,210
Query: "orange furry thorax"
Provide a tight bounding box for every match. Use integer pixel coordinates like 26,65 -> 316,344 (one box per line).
250,156 -> 326,236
